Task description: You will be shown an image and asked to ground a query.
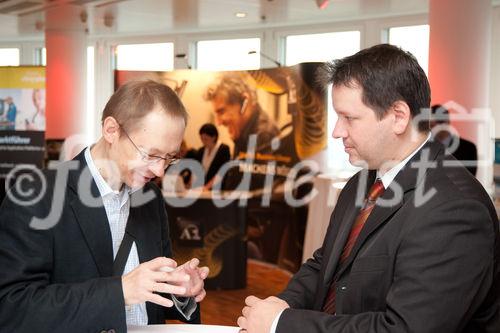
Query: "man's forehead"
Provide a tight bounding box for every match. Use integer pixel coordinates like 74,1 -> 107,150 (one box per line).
332,80 -> 362,92
213,92 -> 230,104
332,85 -> 361,103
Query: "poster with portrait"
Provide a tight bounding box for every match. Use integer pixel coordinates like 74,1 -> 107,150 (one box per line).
0,67 -> 45,201
115,64 -> 327,274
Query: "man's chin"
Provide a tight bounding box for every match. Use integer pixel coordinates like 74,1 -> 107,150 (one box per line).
130,182 -> 145,190
129,176 -> 149,189
349,156 -> 368,168
227,128 -> 239,141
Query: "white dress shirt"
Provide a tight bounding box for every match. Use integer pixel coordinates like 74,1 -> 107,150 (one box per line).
201,141 -> 221,173
85,148 -> 148,325
269,133 -> 430,333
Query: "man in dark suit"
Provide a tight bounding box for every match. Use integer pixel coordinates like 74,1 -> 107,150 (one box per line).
204,73 -> 279,159
204,73 -> 280,192
0,80 -> 209,332
431,104 -> 478,176
238,44 -> 500,332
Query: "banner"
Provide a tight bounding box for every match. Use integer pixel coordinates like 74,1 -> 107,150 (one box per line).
116,64 -> 326,273
0,67 -> 45,201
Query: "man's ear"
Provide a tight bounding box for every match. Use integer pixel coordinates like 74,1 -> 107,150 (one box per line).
102,116 -> 120,144
391,100 -> 411,135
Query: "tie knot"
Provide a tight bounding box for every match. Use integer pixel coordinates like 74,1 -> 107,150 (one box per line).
367,179 -> 385,202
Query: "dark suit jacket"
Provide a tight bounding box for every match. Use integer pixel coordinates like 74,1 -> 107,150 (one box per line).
195,143 -> 230,185
278,141 -> 499,332
450,136 -> 478,176
0,151 -> 200,333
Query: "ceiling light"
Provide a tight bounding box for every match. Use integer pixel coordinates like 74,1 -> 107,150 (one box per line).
235,12 -> 247,18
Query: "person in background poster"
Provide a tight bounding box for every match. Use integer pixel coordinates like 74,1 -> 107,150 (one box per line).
1,97 -> 17,130
204,73 -> 279,160
204,73 -> 294,264
0,98 -> 6,129
25,88 -> 46,131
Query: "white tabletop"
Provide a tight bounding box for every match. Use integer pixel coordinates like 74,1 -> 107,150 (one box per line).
127,324 -> 240,333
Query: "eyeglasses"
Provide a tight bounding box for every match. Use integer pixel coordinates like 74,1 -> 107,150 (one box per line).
119,126 -> 179,167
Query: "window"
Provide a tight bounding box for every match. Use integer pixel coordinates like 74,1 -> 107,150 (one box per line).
388,25 -> 430,74
35,47 -> 46,66
115,43 -> 174,71
0,48 -> 20,66
196,38 -> 260,70
86,46 -> 95,142
285,31 -> 361,66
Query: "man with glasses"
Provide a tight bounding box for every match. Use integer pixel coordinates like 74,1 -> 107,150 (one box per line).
0,80 -> 209,332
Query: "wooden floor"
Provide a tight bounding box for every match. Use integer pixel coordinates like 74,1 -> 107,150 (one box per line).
200,259 -> 293,326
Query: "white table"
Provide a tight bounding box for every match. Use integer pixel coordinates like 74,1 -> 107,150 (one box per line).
128,324 -> 239,333
302,174 -> 348,262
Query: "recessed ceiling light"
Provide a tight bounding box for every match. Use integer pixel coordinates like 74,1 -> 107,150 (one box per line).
235,12 -> 247,18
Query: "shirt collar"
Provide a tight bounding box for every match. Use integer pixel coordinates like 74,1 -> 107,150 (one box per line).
84,147 -> 133,199
377,132 -> 431,189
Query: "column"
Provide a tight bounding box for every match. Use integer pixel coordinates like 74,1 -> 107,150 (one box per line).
428,0 -> 492,190
45,5 -> 87,139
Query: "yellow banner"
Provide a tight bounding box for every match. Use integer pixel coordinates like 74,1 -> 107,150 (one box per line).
0,67 -> 45,89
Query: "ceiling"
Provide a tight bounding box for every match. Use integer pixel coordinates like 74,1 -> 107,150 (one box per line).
0,0 -> 433,38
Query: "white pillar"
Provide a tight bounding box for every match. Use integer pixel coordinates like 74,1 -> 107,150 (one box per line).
45,5 -> 87,139
428,0 -> 493,191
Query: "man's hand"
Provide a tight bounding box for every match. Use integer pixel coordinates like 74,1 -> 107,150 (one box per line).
122,257 -> 190,308
237,296 -> 289,333
173,258 -> 210,302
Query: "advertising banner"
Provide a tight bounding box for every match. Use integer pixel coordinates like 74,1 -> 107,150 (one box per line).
116,64 -> 326,274
0,67 -> 45,201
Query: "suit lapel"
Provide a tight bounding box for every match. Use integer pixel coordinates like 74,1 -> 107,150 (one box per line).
336,141 -> 444,278
323,203 -> 359,284
128,190 -> 162,263
323,170 -> 375,284
128,190 -> 163,324
67,152 -> 165,280
68,151 -> 114,277
336,185 -> 403,277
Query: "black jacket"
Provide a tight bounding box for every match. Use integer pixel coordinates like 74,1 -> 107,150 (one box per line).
195,143 -> 231,186
0,150 -> 200,333
278,141 -> 499,333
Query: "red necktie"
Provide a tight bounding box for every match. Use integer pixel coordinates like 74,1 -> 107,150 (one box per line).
322,178 -> 385,314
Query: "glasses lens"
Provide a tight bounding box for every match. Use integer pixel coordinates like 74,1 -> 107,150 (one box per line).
146,156 -> 164,164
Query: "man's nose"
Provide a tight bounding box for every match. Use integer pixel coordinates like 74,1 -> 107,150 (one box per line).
149,160 -> 165,178
214,113 -> 224,126
332,119 -> 346,139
